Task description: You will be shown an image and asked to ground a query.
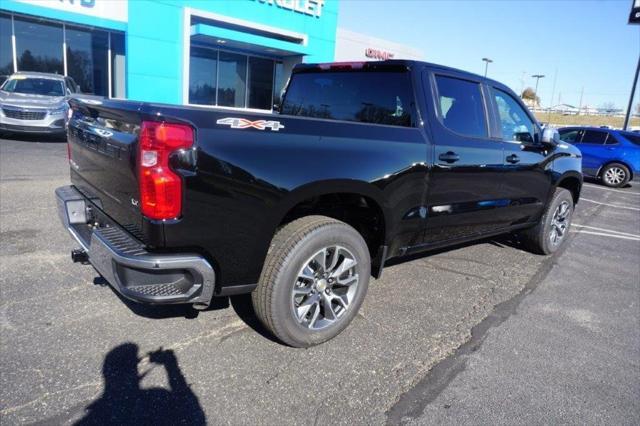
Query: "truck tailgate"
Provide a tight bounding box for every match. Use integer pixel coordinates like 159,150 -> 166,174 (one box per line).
67,99 -> 145,239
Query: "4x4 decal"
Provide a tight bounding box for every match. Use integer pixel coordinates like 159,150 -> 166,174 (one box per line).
216,117 -> 285,132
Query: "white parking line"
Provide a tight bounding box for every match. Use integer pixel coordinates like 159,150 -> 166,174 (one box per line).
572,224 -> 640,238
571,229 -> 640,241
583,183 -> 640,195
580,198 -> 640,211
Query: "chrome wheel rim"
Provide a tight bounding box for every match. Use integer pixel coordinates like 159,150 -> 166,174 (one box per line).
604,167 -> 625,185
549,201 -> 571,246
291,246 -> 359,330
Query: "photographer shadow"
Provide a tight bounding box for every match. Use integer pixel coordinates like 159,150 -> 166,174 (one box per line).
75,343 -> 206,425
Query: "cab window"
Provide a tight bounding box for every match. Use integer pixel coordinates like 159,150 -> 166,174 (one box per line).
492,88 -> 535,143
434,75 -> 487,138
281,71 -> 414,127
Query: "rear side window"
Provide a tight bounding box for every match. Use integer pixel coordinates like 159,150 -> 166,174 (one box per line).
581,130 -> 608,145
281,71 -> 414,127
435,75 -> 487,138
605,134 -> 619,145
559,129 -> 581,143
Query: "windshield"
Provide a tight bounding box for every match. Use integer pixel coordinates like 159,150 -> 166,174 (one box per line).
1,77 -> 65,96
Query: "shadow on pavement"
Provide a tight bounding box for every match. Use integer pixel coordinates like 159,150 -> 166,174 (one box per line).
73,343 -> 206,425
583,176 -> 633,189
385,233 -> 529,268
0,132 -> 67,143
94,276 -> 280,342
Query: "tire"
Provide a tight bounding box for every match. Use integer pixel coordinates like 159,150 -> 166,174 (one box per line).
600,163 -> 630,188
252,215 -> 371,347
518,187 -> 574,255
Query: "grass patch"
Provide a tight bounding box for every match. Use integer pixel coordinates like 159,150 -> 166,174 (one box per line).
533,112 -> 640,129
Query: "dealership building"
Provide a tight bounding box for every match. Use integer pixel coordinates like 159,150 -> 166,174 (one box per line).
0,0 -> 424,111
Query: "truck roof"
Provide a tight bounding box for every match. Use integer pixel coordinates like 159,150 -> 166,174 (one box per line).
294,59 -> 501,85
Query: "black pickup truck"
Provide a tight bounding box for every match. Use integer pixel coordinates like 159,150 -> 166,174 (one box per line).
56,60 -> 582,347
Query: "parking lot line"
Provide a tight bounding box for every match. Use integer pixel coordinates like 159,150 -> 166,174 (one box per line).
582,183 -> 640,195
572,224 -> 640,238
579,198 -> 640,211
570,229 -> 640,241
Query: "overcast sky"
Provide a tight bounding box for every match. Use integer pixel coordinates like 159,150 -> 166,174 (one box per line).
339,0 -> 640,110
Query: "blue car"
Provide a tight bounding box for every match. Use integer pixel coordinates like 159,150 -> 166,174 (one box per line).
558,127 -> 640,187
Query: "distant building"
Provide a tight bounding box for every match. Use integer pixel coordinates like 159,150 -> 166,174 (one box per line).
334,28 -> 424,62
549,104 -> 579,115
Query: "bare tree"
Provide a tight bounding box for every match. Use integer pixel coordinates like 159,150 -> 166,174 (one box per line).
521,87 -> 540,107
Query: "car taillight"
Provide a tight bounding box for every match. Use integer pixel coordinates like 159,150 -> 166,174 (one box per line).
138,121 -> 194,220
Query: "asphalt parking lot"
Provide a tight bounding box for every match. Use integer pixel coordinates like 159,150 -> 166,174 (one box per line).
1,137 -> 638,425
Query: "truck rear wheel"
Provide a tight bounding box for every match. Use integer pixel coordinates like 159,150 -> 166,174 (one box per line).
252,216 -> 371,347
518,187 -> 574,255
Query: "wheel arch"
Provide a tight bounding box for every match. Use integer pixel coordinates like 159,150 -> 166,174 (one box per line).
273,180 -> 391,276
555,171 -> 583,204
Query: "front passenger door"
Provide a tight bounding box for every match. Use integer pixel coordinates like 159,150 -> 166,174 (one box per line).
491,87 -> 553,225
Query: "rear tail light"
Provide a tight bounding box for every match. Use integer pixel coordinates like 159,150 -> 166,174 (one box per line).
138,121 -> 194,220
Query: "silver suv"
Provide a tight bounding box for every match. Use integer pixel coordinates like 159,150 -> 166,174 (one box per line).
0,72 -> 80,136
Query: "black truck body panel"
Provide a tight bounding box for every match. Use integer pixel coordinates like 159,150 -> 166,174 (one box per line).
62,60 -> 582,302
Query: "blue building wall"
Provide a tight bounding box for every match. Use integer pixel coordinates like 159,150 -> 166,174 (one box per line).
0,0 -> 339,105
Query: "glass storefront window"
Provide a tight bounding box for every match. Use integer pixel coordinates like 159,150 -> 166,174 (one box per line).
188,41 -> 287,111
110,32 -> 126,98
189,47 -> 217,106
0,14 -> 13,75
1,12 -> 124,97
14,16 -> 64,74
65,26 -> 108,95
248,56 -> 274,110
217,51 -> 247,108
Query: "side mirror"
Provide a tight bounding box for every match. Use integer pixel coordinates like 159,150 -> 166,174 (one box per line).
541,127 -> 560,147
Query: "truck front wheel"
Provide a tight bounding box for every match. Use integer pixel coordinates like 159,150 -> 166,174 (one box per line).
518,187 -> 574,255
252,216 -> 371,347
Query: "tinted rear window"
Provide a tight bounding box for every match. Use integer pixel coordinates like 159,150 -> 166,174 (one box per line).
581,130 -> 608,145
622,133 -> 640,145
281,71 -> 414,127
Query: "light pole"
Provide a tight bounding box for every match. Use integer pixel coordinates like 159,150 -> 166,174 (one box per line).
482,57 -> 493,78
532,74 -> 545,108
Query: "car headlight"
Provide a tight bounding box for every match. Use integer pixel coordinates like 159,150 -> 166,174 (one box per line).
49,106 -> 67,116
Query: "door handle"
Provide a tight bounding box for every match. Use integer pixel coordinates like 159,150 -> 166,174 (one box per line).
506,154 -> 520,164
438,151 -> 460,163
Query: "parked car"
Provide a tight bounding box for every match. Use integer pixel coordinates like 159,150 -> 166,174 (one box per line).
558,127 -> 640,187
56,60 -> 582,347
0,72 -> 81,136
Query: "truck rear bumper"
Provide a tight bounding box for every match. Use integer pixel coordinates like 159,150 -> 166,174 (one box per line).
55,185 -> 215,307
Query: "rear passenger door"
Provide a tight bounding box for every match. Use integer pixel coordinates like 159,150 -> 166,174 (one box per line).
422,72 -> 506,244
